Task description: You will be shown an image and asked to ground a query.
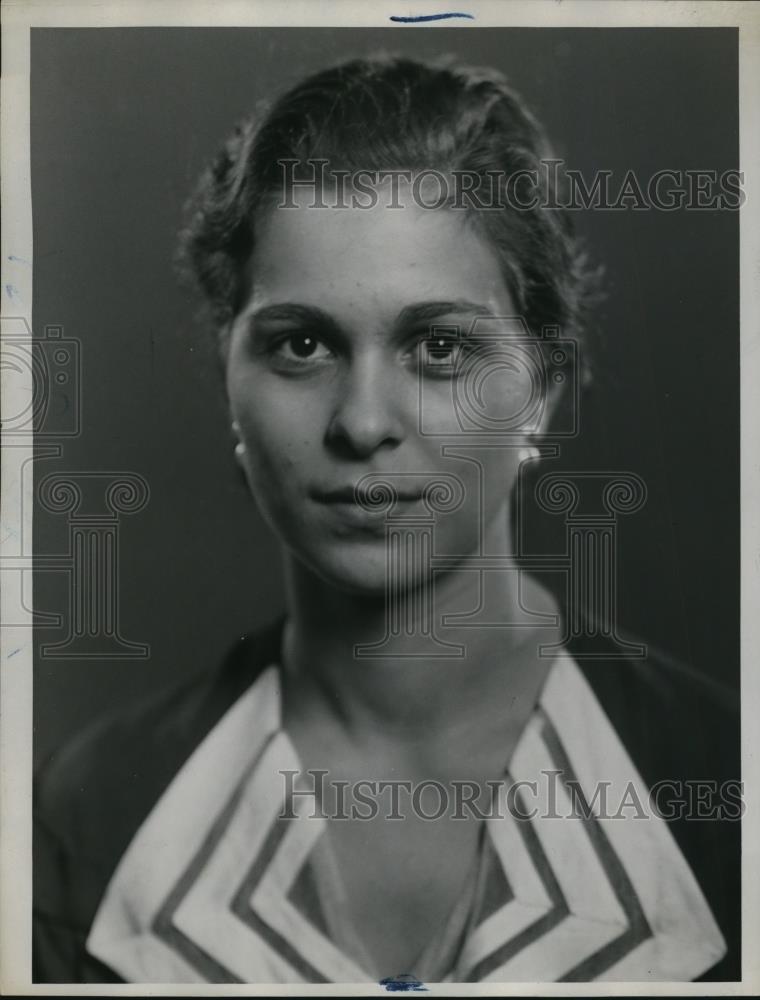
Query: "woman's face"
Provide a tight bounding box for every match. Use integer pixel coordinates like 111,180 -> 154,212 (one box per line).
226,187 -> 539,594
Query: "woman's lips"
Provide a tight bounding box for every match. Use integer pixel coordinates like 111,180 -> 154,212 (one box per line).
313,486 -> 424,504
310,486 -> 426,528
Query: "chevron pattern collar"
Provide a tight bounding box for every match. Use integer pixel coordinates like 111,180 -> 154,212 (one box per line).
86,651 -> 726,984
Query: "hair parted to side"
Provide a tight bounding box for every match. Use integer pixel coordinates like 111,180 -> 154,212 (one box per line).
176,53 -> 601,379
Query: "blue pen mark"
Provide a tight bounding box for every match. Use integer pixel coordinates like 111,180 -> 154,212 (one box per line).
8,254 -> 31,265
390,11 -> 474,22
7,648 -> 21,659
5,284 -> 23,303
380,974 -> 428,992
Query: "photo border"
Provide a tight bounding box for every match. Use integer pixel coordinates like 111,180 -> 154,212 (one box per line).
2,1 -> 758,995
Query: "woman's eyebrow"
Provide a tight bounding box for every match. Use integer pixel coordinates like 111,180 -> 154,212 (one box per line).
247,299 -> 494,340
248,303 -> 343,334
395,300 -> 496,329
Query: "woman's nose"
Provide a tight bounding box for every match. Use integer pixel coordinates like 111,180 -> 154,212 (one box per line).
325,355 -> 406,459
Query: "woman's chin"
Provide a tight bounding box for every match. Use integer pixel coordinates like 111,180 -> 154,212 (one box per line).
293,541 -> 432,598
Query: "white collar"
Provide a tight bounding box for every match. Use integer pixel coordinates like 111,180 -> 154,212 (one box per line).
87,651 -> 726,984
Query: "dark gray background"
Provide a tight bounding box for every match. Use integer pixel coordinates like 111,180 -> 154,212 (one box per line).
32,27 -> 739,767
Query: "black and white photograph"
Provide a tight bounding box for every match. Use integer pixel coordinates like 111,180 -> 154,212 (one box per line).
1,1 -> 758,993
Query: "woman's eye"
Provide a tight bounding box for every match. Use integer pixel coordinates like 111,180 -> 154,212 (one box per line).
273,333 -> 333,365
418,336 -> 465,371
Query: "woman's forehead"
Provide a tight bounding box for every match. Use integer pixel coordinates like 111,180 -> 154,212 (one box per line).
247,191 -> 514,324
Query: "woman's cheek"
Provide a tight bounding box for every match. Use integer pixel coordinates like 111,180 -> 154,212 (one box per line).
244,428 -> 307,512
240,450 -> 295,535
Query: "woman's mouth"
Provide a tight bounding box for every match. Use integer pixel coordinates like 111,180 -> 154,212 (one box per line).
313,485 -> 424,504
310,484 -> 426,528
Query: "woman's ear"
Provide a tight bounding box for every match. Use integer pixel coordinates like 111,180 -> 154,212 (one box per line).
217,323 -> 232,369
539,378 -> 563,436
520,378 -> 563,465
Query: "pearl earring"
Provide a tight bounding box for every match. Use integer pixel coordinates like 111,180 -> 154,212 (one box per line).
518,445 -> 541,464
231,421 -> 246,465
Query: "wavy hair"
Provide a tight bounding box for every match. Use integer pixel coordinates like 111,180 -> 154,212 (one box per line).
176,54 -> 601,383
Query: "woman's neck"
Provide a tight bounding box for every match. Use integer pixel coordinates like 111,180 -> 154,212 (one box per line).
279,537 -> 561,752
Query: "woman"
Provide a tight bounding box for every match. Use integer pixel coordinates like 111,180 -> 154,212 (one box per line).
33,54 -> 740,984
